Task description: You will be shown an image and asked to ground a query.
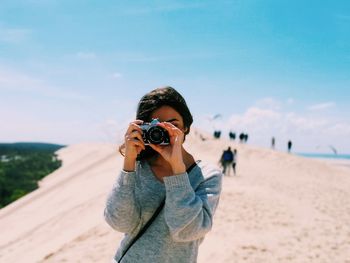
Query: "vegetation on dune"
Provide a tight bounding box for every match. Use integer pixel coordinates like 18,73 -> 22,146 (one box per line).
0,143 -> 65,208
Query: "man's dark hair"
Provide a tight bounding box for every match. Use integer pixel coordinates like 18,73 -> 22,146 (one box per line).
136,86 -> 193,160
136,86 -> 193,134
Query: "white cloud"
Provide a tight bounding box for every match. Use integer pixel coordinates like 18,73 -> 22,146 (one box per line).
76,52 -> 97,59
95,119 -> 120,144
255,97 -> 282,110
0,113 -> 103,145
326,122 -> 350,136
307,102 -> 335,111
0,27 -> 31,44
229,107 -> 281,132
285,113 -> 329,133
0,67 -> 90,101
111,72 -> 122,79
0,68 -> 43,88
240,108 -> 331,136
200,99 -> 350,152
286,98 -> 294,105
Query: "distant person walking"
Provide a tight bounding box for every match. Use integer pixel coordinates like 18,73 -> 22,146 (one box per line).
220,147 -> 234,176
287,140 -> 292,153
271,137 -> 275,149
232,149 -> 237,176
244,134 -> 249,143
229,131 -> 236,141
239,133 -> 245,143
239,133 -> 249,143
214,130 -> 221,139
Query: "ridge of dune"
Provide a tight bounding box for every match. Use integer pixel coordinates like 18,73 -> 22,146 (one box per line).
0,130 -> 349,263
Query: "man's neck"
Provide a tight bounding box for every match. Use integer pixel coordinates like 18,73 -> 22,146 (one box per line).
148,148 -> 195,170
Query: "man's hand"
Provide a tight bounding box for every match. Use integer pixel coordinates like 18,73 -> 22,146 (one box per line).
149,122 -> 186,174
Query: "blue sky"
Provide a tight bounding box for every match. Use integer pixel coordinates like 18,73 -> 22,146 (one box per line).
0,0 -> 349,153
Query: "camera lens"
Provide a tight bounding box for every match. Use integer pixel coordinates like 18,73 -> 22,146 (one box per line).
148,126 -> 165,144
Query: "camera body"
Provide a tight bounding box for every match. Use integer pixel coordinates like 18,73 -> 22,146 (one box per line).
140,119 -> 170,145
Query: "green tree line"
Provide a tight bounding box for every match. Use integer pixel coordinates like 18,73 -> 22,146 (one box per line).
0,143 -> 65,208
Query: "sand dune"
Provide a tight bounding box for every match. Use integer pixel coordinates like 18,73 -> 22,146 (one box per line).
1,131 -> 350,263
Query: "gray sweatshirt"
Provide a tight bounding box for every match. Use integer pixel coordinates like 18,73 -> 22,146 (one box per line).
104,160 -> 222,263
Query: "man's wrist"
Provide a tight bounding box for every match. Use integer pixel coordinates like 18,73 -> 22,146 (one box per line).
123,157 -> 136,172
171,162 -> 186,175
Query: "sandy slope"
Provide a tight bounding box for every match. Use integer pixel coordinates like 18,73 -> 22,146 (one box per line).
0,132 -> 350,263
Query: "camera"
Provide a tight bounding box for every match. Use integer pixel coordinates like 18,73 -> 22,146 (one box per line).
140,119 -> 170,145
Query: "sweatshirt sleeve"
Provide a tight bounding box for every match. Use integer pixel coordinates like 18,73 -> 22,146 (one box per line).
103,170 -> 141,234
163,167 -> 222,242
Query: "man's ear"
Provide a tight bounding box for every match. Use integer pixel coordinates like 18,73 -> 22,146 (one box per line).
183,127 -> 189,134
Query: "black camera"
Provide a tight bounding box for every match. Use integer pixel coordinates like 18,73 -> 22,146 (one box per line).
140,119 -> 170,145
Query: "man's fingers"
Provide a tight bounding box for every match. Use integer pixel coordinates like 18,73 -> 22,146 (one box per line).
125,125 -> 142,136
158,122 -> 182,138
126,130 -> 144,144
125,129 -> 145,150
125,121 -> 143,136
128,138 -> 145,150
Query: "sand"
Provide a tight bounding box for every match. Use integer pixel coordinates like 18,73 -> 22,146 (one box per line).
0,131 -> 350,263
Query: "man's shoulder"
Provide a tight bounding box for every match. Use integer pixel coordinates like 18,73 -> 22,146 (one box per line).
197,161 -> 222,178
